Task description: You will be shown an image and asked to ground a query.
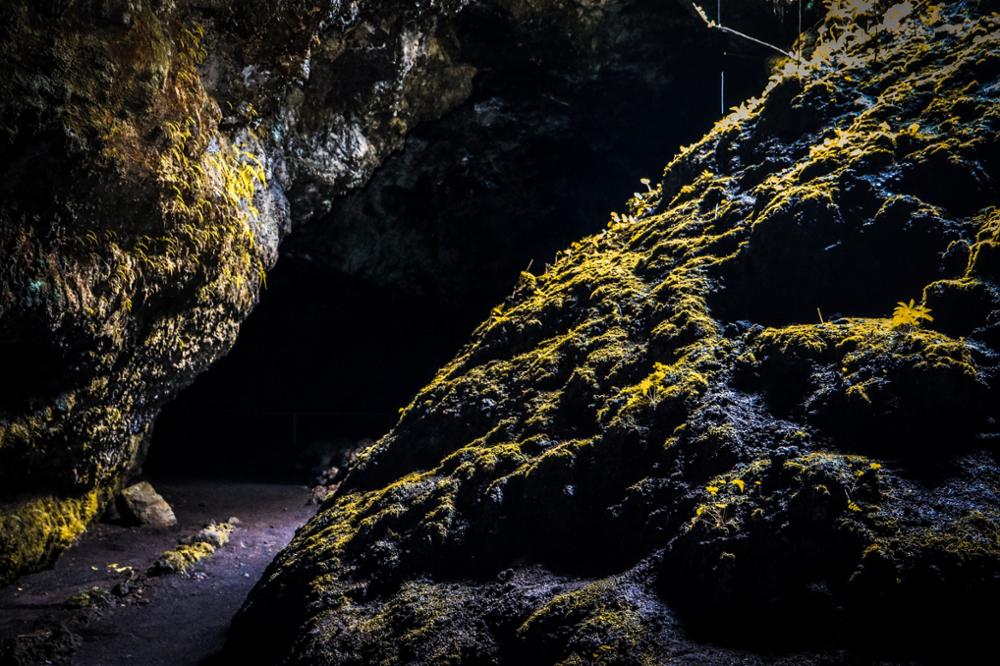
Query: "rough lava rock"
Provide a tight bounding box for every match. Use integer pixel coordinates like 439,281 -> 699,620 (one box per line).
0,0 -> 802,584
0,0 -> 469,584
225,2 -> 1000,663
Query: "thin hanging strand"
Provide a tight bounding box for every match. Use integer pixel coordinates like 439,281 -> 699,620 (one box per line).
719,0 -> 724,115
693,3 -> 798,60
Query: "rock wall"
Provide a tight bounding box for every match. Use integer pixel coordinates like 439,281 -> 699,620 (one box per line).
0,0 -> 302,583
225,2 -> 1000,662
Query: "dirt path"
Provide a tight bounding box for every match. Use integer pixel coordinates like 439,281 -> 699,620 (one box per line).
0,481 -> 315,665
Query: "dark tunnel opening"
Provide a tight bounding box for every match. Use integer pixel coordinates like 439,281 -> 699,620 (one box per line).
145,5 -> 804,484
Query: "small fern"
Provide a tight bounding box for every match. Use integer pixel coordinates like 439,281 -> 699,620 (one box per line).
891,299 -> 933,328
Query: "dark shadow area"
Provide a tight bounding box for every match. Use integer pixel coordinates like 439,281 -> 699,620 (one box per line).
144,263 -> 477,482
0,336 -> 64,414
711,192 -> 962,327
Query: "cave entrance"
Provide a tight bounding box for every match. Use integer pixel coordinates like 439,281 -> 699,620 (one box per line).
144,265 -> 472,483
145,3 -> 803,486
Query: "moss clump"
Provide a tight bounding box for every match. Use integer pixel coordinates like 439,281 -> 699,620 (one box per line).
515,581 -> 659,666
65,585 -> 114,610
740,317 -> 990,457
149,519 -> 237,575
0,490 -> 106,586
298,581 -> 501,665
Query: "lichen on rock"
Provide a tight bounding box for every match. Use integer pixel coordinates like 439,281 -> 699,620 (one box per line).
225,2 -> 1000,662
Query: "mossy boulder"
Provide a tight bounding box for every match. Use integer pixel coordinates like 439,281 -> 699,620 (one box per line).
226,2 -> 1000,663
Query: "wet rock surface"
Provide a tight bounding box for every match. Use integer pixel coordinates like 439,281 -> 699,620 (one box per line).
223,3 -> 1000,663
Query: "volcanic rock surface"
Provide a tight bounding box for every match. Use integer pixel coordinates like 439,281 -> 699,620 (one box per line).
0,0 -> 794,583
224,2 -> 1000,663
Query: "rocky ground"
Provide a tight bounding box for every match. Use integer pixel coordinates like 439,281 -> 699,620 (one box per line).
0,482 -> 314,665
221,2 -> 1000,664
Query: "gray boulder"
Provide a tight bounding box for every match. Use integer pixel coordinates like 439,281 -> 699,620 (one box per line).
116,482 -> 176,529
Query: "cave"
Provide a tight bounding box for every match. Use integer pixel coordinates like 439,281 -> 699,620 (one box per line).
2,2 -> 999,665
144,0 -> 783,484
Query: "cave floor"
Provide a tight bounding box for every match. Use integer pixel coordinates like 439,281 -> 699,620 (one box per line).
0,481 -> 316,665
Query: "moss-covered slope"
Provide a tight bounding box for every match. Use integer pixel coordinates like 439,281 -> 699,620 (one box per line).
227,2 -> 1000,662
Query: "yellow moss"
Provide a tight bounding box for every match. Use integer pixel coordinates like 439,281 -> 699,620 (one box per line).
620,358 -> 710,413
890,299 -> 933,328
517,581 -> 657,665
151,519 -> 237,574
0,490 -> 106,585
756,323 -> 835,355
155,541 -> 215,574
158,111 -> 267,303
751,316 -> 983,407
